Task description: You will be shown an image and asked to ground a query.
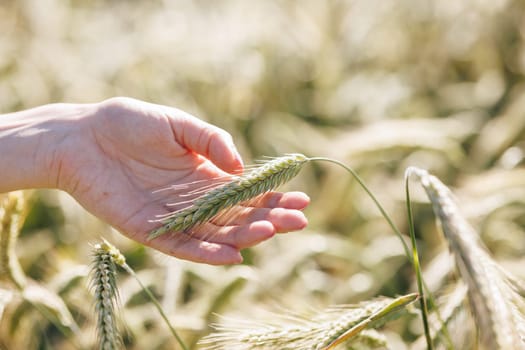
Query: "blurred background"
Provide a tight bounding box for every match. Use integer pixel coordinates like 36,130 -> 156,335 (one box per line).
1,0 -> 525,349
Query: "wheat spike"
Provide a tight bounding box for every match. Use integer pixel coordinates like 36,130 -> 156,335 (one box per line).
92,239 -> 189,350
149,153 -> 309,239
199,293 -> 418,350
90,242 -> 122,350
412,168 -> 525,349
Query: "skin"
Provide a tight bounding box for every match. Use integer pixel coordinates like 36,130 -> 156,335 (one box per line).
0,97 -> 309,265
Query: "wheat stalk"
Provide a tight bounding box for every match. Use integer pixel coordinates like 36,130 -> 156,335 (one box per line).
91,242 -> 122,350
0,191 -> 29,289
149,153 -> 309,239
199,293 -> 418,350
410,167 -> 525,349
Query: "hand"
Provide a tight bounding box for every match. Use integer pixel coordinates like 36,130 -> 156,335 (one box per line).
53,97 -> 309,264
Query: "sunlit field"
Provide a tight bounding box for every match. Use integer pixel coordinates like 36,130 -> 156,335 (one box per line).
1,1 -> 525,349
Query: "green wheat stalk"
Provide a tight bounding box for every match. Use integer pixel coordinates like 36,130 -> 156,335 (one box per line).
413,283 -> 468,349
405,170 -> 434,350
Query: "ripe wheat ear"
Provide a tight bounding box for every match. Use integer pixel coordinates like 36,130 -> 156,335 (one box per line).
411,167 -> 525,350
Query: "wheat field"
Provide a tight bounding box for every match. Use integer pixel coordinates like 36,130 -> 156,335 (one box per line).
1,1 -> 525,349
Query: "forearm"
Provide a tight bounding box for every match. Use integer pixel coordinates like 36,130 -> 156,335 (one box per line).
0,103 -> 93,192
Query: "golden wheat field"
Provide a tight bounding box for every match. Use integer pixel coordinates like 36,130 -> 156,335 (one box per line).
1,1 -> 525,349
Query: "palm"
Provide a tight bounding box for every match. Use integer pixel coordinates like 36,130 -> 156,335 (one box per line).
60,98 -> 309,264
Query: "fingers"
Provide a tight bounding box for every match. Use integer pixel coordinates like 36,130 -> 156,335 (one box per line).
144,231 -> 243,265
142,192 -> 308,264
186,200 -> 307,249
253,191 -> 310,210
210,207 -> 308,233
190,220 -> 276,249
143,219 -> 277,264
209,191 -> 310,232
171,113 -> 243,174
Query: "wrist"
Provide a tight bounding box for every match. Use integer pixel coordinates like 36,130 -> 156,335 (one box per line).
0,103 -> 96,192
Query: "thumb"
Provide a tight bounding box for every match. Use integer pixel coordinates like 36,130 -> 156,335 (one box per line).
173,113 -> 244,174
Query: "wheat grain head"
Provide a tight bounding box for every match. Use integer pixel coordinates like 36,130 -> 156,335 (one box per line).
199,293 -> 418,350
90,242 -> 123,350
149,153 -> 309,239
411,168 -> 525,349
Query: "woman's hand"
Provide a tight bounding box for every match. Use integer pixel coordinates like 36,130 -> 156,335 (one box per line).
44,97 -> 309,264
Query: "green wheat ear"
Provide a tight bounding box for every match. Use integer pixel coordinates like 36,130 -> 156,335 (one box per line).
149,153 -> 309,239
91,239 -> 189,350
90,242 -> 122,350
198,293 -> 418,350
